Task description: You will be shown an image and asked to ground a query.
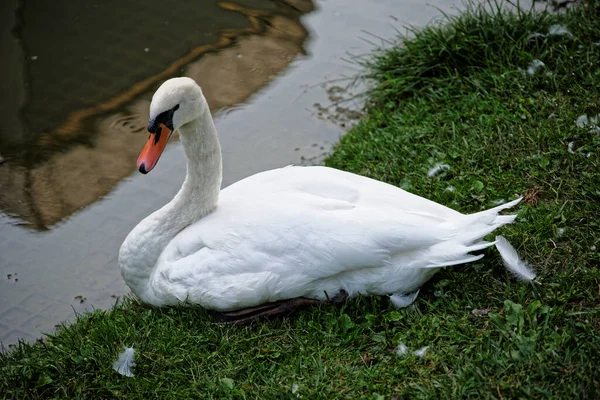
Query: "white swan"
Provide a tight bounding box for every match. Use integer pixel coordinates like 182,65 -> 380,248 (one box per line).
119,77 -> 529,318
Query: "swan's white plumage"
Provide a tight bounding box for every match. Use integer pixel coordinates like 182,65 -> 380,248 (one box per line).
119,77 -> 527,312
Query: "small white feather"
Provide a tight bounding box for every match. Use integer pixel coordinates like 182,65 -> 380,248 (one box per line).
389,290 -> 419,308
427,163 -> 450,177
548,24 -> 572,37
526,59 -> 545,76
495,236 -> 536,281
575,115 -> 589,128
113,347 -> 136,377
395,342 -> 408,356
413,346 -> 429,357
471,308 -> 489,317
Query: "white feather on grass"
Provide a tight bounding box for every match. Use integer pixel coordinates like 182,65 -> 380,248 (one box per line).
413,347 -> 429,357
395,342 -> 408,356
548,24 -> 573,37
526,59 -> 545,76
471,308 -> 490,317
575,115 -> 589,128
427,163 -> 450,177
113,347 -> 136,377
495,236 -> 536,281
575,114 -> 599,129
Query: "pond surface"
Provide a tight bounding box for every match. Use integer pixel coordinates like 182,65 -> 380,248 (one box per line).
0,0 -> 457,347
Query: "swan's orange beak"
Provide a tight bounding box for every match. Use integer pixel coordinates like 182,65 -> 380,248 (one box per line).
137,123 -> 172,174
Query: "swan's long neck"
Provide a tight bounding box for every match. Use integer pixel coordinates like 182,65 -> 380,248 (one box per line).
119,106 -> 222,300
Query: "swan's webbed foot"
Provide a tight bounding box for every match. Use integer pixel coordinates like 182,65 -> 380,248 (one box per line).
213,290 -> 349,325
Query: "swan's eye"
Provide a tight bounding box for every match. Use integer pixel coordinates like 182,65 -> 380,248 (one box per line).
148,104 -> 180,133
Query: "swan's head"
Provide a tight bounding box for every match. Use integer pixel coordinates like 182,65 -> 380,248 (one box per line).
137,77 -> 206,174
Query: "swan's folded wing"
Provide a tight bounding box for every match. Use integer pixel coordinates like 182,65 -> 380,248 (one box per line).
151,167 -> 466,309
159,190 -> 453,281
153,196 -> 453,310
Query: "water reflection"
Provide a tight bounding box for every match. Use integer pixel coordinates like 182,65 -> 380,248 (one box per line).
0,0 -> 313,230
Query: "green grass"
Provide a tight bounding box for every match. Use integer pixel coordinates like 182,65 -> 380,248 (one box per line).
2,2 -> 600,399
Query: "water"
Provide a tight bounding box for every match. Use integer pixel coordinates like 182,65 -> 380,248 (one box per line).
0,0 -> 458,347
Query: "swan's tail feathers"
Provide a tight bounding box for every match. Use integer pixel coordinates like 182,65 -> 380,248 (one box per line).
481,197 -> 523,215
460,224 -> 504,245
493,214 -> 518,225
495,236 -> 536,281
425,239 -> 495,268
422,198 -> 524,270
454,197 -> 522,245
466,240 -> 498,252
460,197 -> 522,225
427,252 -> 484,268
